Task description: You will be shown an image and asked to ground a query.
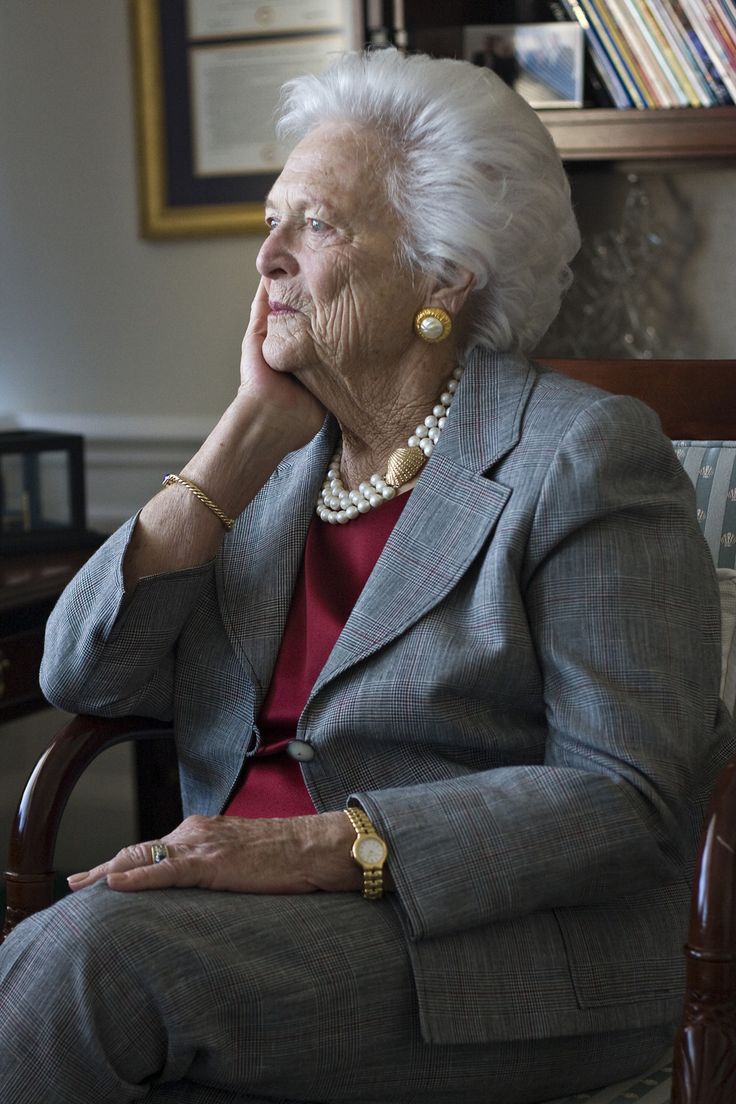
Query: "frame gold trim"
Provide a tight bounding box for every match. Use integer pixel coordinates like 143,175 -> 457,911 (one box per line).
130,0 -> 276,238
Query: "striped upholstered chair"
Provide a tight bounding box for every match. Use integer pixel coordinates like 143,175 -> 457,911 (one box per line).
4,359 -> 736,1104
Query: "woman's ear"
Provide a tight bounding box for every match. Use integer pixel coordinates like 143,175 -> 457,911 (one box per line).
431,268 -> 476,320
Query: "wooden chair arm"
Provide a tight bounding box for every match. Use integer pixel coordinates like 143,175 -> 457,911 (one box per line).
673,753 -> 736,1102
2,714 -> 174,942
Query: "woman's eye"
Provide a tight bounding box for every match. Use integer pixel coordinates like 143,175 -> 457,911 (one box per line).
307,218 -> 327,232
265,215 -> 279,231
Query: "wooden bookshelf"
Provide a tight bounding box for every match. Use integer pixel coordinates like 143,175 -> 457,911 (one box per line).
541,105 -> 736,161
397,1 -> 736,165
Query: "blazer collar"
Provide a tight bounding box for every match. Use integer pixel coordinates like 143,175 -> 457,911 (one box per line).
218,348 -> 537,703
441,345 -> 536,474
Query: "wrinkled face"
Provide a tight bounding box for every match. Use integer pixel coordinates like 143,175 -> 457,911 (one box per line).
256,123 -> 432,399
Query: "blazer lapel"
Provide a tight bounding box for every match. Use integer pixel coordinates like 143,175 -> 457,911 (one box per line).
216,418 -> 338,706
310,349 -> 537,698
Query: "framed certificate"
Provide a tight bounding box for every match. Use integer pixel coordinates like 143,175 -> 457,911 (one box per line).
130,0 -> 361,238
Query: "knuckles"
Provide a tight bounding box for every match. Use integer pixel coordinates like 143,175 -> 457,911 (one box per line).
117,843 -> 147,865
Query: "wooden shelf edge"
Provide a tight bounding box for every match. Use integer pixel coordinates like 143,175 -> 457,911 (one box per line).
539,106 -> 736,162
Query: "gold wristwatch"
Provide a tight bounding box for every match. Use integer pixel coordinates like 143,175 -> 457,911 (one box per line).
345,807 -> 388,900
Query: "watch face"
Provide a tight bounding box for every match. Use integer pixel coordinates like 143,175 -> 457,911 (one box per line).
356,836 -> 387,865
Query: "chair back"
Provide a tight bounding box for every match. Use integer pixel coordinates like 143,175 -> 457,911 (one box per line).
548,358 -> 736,1104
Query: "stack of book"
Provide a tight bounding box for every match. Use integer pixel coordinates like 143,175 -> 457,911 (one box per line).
557,0 -> 736,107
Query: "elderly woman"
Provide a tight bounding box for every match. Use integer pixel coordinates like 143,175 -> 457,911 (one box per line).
1,48 -> 732,1104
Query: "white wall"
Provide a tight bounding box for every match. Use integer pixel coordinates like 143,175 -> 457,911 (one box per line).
1,0 -> 262,418
1,0 -> 264,530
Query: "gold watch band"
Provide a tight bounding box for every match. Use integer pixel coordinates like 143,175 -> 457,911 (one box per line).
345,807 -> 388,900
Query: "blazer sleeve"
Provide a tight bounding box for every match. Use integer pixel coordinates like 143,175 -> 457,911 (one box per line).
351,395 -> 732,941
39,515 -> 214,719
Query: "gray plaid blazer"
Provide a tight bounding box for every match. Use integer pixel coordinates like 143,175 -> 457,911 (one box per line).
41,349 -> 734,1047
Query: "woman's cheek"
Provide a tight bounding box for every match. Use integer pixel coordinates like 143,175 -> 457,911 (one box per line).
312,297 -> 357,356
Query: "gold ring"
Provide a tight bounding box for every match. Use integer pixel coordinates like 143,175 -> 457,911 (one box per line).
150,842 -> 169,864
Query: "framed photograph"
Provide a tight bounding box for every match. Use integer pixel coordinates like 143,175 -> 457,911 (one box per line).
464,22 -> 584,110
130,0 -> 362,238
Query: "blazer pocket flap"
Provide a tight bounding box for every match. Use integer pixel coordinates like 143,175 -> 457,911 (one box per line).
554,884 -> 689,1008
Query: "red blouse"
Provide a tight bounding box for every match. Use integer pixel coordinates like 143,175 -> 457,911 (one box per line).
223,492 -> 410,818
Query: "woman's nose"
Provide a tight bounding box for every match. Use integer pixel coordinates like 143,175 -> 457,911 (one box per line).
256,226 -> 299,280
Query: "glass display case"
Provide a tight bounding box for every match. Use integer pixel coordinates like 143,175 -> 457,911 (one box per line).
0,431 -> 88,554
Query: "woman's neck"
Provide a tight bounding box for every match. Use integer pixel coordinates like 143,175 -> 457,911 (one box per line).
334,348 -> 462,489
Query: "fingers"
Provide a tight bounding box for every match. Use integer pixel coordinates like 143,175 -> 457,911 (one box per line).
67,840 -> 180,893
105,853 -> 203,893
67,817 -> 217,894
67,842 -> 150,888
252,276 -> 269,310
240,281 -> 271,382
246,279 -> 269,338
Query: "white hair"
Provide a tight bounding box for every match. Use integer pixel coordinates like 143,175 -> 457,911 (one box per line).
276,48 -> 581,354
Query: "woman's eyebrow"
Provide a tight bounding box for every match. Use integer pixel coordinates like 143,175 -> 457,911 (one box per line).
264,190 -> 337,217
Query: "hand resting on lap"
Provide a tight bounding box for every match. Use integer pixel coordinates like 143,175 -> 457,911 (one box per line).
67,811 -> 364,895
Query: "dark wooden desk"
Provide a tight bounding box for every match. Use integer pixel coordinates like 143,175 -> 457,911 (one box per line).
0,545 -> 101,721
1,542 -> 182,839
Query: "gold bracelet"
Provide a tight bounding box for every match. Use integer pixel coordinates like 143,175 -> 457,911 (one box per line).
161,473 -> 235,531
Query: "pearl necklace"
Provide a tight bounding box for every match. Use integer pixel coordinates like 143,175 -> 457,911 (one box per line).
317,365 -> 464,524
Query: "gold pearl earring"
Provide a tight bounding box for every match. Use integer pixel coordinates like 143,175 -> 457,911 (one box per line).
414,307 -> 452,343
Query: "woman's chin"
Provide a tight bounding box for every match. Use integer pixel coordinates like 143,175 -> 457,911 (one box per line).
262,336 -> 300,373
263,332 -> 324,385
